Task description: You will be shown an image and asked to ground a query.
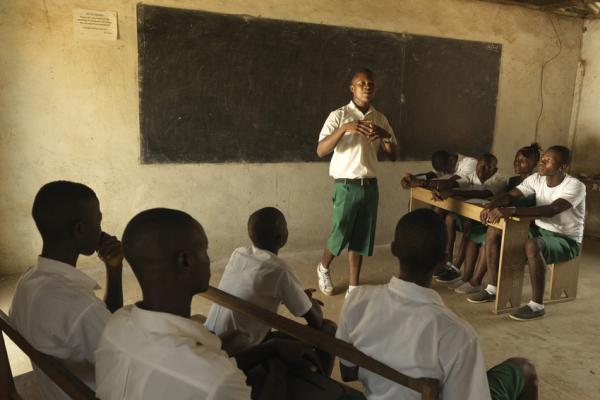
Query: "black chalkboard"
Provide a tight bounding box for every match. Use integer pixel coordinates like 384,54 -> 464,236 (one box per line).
137,4 -> 501,163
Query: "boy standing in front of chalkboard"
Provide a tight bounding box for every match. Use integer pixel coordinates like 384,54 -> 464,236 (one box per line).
316,68 -> 398,297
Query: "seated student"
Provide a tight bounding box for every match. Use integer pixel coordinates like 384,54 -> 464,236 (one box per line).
469,146 -> 585,321
9,181 -> 124,400
96,208 -> 330,400
336,209 -> 538,400
401,150 -> 477,190
431,154 -> 506,284
205,207 -> 336,374
456,143 -> 540,295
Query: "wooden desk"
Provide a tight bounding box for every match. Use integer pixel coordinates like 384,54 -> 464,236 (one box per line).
410,187 -> 530,314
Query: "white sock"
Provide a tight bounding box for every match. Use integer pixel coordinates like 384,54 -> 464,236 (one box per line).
527,300 -> 545,311
485,284 -> 497,295
348,285 -> 358,293
318,263 -> 329,273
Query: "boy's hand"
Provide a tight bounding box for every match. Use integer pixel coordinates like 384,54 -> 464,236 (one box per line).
270,339 -> 323,373
401,174 -> 413,189
304,288 -> 324,306
484,208 -> 512,224
402,173 -> 426,189
431,189 -> 452,201
97,232 -> 124,269
343,121 -> 372,137
364,122 -> 391,142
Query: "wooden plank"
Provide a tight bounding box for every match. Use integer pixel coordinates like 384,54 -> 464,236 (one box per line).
0,333 -> 17,399
0,311 -> 96,400
494,220 -> 529,314
546,258 -> 580,304
201,286 -> 439,398
410,187 -> 510,229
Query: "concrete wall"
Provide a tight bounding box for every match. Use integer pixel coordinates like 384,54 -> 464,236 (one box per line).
572,19 -> 600,175
572,19 -> 600,239
0,0 -> 583,274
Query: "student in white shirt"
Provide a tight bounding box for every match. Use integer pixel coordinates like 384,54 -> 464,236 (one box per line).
205,207 -> 336,374
9,181 -> 124,400
401,151 -> 478,190
96,208 -> 326,400
316,68 -> 398,298
458,143 -> 541,295
472,146 -> 585,321
336,208 -> 539,400
431,154 -> 506,284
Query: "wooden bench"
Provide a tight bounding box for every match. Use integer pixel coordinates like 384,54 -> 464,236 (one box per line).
201,286 -> 441,400
1,289 -> 440,400
545,257 -> 580,304
0,309 -> 96,400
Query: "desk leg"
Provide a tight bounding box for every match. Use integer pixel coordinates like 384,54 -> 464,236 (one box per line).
494,221 -> 529,314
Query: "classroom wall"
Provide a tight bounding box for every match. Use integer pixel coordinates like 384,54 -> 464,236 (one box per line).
0,0 -> 583,274
572,19 -> 600,175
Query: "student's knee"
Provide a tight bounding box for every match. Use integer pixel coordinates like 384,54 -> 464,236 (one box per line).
505,357 -> 538,389
320,319 -> 337,336
486,226 -> 501,239
444,213 -> 456,226
524,239 -> 541,259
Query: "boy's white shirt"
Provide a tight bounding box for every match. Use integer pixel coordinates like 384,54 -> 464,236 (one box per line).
204,246 -> 312,353
454,154 -> 478,180
517,173 -> 586,242
458,170 -> 507,196
9,256 -> 110,400
336,277 -> 491,400
96,305 -> 251,400
318,101 -> 397,179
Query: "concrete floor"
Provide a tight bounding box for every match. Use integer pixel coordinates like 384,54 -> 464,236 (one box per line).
2,237 -> 599,399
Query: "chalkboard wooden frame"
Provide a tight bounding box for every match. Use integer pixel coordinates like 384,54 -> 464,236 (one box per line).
137,4 -> 501,164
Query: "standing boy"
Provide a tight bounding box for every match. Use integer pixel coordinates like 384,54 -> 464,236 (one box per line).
316,68 -> 398,297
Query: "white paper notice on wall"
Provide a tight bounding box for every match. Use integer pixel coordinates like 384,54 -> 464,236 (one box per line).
73,9 -> 118,40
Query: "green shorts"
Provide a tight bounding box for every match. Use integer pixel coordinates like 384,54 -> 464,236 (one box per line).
487,361 -> 525,400
326,182 -> 378,257
467,223 -> 488,245
450,213 -> 486,244
528,225 -> 580,264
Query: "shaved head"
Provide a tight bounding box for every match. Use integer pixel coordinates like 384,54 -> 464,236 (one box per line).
478,153 -> 498,169
248,207 -> 288,252
122,208 -> 210,294
392,209 -> 446,276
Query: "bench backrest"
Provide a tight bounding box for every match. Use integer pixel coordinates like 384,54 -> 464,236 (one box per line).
0,309 -> 96,400
202,286 -> 441,400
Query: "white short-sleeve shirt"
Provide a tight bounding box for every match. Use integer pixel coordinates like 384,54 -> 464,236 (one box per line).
318,101 -> 397,179
9,256 -> 111,400
95,305 -> 251,400
336,277 -> 491,400
459,171 -> 507,196
517,173 -> 586,242
454,154 -> 478,180
205,246 -> 312,353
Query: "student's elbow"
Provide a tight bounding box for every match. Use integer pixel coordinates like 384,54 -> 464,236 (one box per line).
316,143 -> 330,158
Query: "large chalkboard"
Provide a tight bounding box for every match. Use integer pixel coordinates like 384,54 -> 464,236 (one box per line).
137,4 -> 501,163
